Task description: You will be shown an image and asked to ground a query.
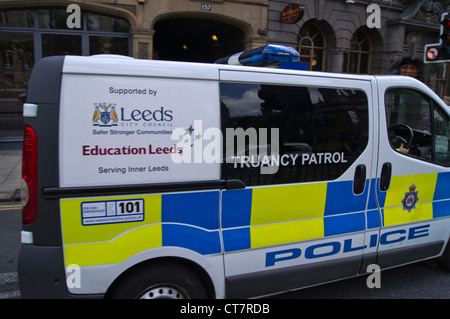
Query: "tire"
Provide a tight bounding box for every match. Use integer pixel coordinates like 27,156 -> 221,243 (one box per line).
109,261 -> 208,299
442,241 -> 450,271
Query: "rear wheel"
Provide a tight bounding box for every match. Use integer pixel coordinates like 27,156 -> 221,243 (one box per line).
138,285 -> 189,299
109,261 -> 208,299
442,241 -> 450,271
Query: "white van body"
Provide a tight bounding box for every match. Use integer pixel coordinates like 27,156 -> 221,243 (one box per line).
19,55 -> 450,298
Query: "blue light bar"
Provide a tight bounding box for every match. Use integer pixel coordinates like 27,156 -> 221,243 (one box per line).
215,44 -> 300,66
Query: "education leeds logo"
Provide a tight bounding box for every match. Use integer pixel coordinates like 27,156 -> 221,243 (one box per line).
93,103 -> 118,127
401,184 -> 419,213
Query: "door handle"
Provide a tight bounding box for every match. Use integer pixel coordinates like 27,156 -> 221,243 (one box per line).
379,162 -> 392,191
353,164 -> 366,195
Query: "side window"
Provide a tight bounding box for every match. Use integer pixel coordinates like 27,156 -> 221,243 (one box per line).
434,105 -> 450,165
385,89 -> 450,166
220,82 -> 369,186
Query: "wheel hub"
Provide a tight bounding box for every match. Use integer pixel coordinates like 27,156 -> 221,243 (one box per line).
139,286 -> 187,299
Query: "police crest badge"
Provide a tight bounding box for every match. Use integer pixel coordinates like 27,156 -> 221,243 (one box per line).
93,103 -> 118,127
401,184 -> 419,213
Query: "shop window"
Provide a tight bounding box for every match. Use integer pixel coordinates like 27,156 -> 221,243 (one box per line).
386,89 -> 450,166
86,13 -> 130,33
221,82 -> 369,186
344,28 -> 372,74
0,8 -> 131,60
38,8 -> 71,29
436,64 -> 449,99
0,32 -> 34,89
0,31 -> 34,136
89,36 -> 130,56
41,34 -> 82,57
298,22 -> 326,71
0,10 -> 34,28
0,8 -> 131,88
0,7 -> 131,137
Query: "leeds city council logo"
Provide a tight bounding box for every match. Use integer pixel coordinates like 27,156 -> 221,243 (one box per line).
401,184 -> 419,213
93,103 -> 118,127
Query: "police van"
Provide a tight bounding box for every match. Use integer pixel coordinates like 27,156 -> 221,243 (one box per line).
19,45 -> 450,299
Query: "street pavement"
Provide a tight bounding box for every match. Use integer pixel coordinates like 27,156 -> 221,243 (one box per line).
0,141 -> 22,203
0,207 -> 21,299
0,140 -> 22,299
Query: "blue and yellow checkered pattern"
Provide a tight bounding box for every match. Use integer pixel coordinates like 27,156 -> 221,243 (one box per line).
377,172 -> 450,226
60,172 -> 450,267
222,180 -> 370,252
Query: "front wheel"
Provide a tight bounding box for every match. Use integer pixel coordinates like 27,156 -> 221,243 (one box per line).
442,241 -> 450,271
109,261 -> 208,299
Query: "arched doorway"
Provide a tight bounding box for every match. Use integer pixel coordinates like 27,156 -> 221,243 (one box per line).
298,21 -> 326,71
297,19 -> 336,72
153,18 -> 245,63
344,27 -> 372,74
343,26 -> 382,75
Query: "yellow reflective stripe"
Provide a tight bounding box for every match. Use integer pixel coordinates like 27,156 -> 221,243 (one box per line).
250,218 -> 324,249
64,224 -> 162,267
60,194 -> 161,245
249,183 -> 327,249
250,183 -> 327,225
61,194 -> 162,267
383,173 -> 437,227
384,173 -> 437,206
383,203 -> 434,227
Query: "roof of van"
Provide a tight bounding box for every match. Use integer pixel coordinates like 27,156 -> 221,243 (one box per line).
61,55 -> 447,109
62,55 -> 375,81
29,55 -> 448,114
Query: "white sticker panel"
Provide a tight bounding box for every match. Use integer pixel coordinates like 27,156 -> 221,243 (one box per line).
59,74 -> 220,187
81,199 -> 144,225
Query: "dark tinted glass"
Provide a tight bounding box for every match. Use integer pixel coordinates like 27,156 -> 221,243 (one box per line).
221,82 -> 369,186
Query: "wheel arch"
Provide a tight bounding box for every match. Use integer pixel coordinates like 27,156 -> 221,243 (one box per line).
104,256 -> 217,299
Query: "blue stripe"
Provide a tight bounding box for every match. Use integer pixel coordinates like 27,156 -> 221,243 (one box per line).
366,209 -> 381,229
433,200 -> 450,219
221,189 -> 252,228
434,172 -> 450,201
375,178 -> 387,207
162,224 -> 221,255
367,178 -> 382,229
324,212 -> 366,237
222,228 -> 251,252
324,180 -> 368,216
380,208 -> 386,227
367,178 -> 378,210
162,191 -> 220,230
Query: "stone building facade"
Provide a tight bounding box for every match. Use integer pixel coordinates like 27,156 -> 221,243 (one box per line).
0,0 -> 268,61
267,0 -> 450,95
0,0 -> 269,137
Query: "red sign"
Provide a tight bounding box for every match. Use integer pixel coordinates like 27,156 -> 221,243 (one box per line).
281,4 -> 305,24
399,64 -> 418,77
426,47 -> 439,61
